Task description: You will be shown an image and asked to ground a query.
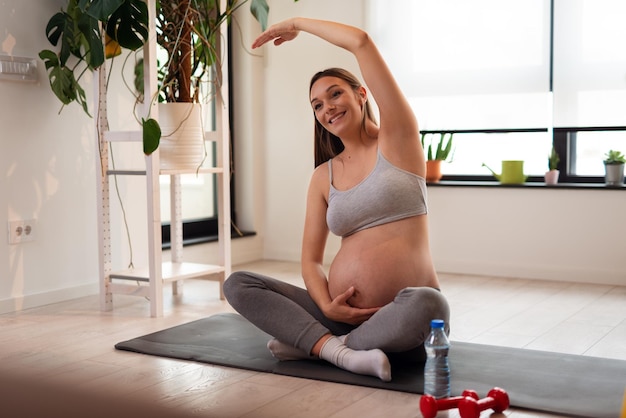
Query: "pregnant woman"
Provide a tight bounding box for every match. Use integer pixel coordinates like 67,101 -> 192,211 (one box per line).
224,17 -> 450,382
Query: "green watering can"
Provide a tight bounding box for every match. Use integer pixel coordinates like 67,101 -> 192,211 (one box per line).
482,161 -> 527,184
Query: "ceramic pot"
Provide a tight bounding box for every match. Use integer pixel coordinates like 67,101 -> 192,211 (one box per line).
426,160 -> 442,183
604,163 -> 625,187
158,103 -> 206,171
544,169 -> 559,185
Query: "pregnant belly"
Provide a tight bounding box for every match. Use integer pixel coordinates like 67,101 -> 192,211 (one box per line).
327,222 -> 437,308
329,254 -> 404,308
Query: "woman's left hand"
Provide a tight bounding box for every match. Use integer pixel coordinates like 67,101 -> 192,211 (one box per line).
324,286 -> 381,325
252,18 -> 300,49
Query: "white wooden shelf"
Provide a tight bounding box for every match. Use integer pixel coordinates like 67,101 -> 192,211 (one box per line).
104,130 -> 222,143
110,262 -> 225,300
95,0 -> 231,317
159,167 -> 224,175
107,166 -> 224,176
111,262 -> 225,282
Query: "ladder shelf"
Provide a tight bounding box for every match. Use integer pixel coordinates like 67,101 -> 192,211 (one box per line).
95,0 -> 231,317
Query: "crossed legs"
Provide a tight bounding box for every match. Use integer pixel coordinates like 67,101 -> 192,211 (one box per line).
223,271 -> 450,381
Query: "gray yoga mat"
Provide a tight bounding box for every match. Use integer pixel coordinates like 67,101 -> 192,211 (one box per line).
115,313 -> 625,418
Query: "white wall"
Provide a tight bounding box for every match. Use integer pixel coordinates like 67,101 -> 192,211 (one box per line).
428,186 -> 626,285
1,0 -> 99,313
0,0 -> 624,315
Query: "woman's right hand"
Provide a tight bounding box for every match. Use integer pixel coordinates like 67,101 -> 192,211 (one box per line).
252,18 -> 300,49
323,286 -> 380,325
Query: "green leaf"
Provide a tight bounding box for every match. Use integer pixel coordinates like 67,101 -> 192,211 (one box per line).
82,0 -> 125,21
604,149 -> 626,164
39,50 -> 73,104
435,133 -> 445,160
106,0 -> 149,51
143,118 -> 162,155
442,133 -> 453,160
44,11 -> 75,67
38,50 -> 60,71
250,0 -> 270,31
39,49 -> 90,114
74,79 -> 91,116
76,11 -> 105,69
134,57 -> 144,98
45,12 -> 67,46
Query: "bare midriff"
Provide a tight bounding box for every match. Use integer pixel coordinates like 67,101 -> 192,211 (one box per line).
327,215 -> 439,309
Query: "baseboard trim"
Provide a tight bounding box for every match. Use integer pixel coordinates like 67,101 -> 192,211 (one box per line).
0,283 -> 98,315
435,259 -> 625,286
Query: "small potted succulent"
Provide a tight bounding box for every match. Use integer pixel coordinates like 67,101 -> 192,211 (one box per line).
603,149 -> 625,187
545,146 -> 560,185
420,132 -> 454,183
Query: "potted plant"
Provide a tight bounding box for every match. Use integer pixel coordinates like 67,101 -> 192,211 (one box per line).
39,0 -> 272,165
545,146 -> 560,185
420,132 -> 454,183
39,0 -> 150,117
603,149 -> 625,187
145,0 -> 276,169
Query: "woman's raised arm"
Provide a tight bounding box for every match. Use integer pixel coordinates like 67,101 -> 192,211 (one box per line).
253,17 -> 423,170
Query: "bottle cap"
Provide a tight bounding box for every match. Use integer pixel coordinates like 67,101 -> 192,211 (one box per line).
430,319 -> 445,328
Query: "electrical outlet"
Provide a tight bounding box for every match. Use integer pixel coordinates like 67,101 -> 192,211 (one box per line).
7,219 -> 36,244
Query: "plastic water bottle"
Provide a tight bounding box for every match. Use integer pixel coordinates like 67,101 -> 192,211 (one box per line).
423,319 -> 450,399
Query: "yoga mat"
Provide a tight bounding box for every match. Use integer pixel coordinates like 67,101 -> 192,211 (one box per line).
115,313 -> 626,418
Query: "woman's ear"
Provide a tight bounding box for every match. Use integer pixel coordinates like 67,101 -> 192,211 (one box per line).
358,86 -> 368,106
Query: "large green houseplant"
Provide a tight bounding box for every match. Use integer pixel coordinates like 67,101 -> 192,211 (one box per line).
40,0 -> 272,157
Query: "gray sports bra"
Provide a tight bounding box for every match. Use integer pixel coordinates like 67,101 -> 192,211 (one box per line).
327,149 -> 428,237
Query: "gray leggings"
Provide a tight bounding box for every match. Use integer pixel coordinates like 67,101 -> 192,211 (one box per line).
223,271 -> 450,357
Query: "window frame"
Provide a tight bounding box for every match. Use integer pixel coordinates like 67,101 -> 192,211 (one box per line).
423,126 -> 626,186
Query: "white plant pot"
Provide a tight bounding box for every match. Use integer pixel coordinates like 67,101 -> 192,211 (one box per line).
157,103 -> 206,170
604,163 -> 625,187
544,169 -> 559,185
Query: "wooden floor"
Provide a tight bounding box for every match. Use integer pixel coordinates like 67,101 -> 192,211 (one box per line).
1,260 -> 625,418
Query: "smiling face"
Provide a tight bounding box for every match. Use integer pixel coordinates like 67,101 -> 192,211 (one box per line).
310,76 -> 366,138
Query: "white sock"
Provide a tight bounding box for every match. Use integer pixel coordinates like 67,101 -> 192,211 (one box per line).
267,338 -> 317,361
318,336 -> 391,382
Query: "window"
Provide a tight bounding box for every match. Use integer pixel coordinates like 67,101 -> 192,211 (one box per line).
160,171 -> 219,247
553,127 -> 626,183
436,130 -> 550,177
366,0 -> 626,183
160,174 -> 216,223
573,130 -> 626,176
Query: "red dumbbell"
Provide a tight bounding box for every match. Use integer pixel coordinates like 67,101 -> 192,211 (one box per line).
420,390 -> 479,418
458,387 -> 510,418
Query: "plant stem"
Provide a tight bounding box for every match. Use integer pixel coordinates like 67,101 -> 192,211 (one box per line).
179,0 -> 193,102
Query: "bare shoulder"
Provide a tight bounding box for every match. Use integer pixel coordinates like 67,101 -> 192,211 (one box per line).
308,160 -> 331,201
